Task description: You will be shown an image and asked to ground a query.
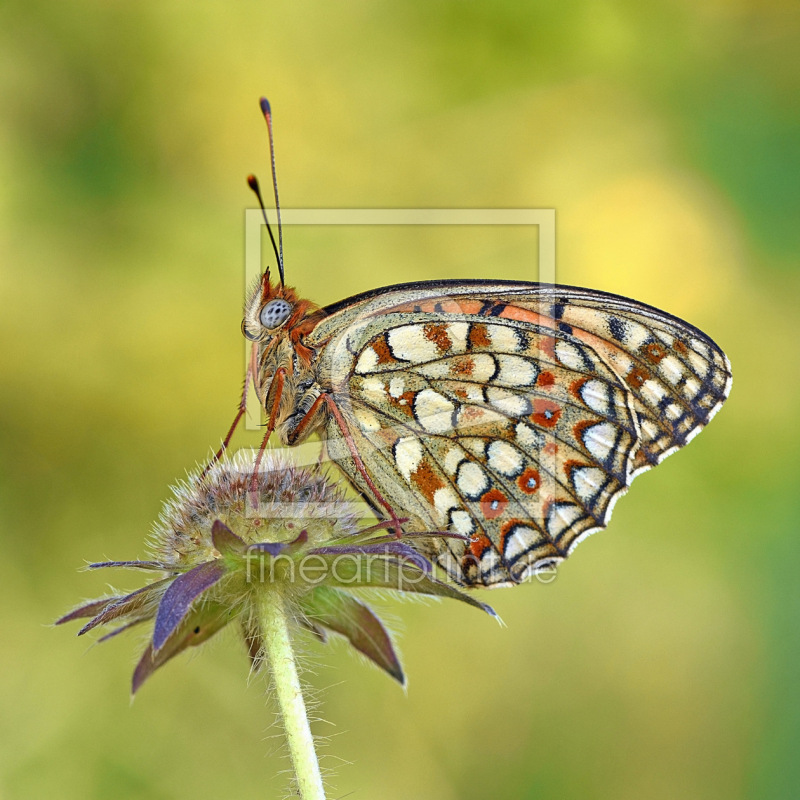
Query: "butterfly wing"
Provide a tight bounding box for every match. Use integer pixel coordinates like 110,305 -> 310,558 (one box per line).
308,281 -> 731,587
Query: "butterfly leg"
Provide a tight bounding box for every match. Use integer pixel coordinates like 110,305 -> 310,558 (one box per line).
322,394 -> 405,539
248,365 -> 287,507
203,341 -> 259,478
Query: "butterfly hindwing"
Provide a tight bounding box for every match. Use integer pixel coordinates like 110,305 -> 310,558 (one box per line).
307,282 -> 730,587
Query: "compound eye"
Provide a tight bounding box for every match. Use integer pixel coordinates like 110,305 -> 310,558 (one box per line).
259,298 -> 292,329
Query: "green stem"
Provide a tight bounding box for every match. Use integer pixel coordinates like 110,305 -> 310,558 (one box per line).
259,588 -> 326,800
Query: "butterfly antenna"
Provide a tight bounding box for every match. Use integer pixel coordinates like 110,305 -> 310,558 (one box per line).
259,97 -> 284,286
246,174 -> 282,284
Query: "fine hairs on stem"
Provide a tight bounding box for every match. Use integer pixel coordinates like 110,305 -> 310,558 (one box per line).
259,588 -> 326,800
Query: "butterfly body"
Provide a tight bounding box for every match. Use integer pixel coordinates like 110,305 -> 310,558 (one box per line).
240,276 -> 731,588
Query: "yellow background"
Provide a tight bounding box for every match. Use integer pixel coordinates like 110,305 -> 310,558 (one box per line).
2,3 -> 798,798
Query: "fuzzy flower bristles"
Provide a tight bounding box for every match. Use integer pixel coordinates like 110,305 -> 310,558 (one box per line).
57,452 -> 494,694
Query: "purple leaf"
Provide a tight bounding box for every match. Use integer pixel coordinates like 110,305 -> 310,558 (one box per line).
211,520 -> 246,555
87,560 -> 174,571
56,596 -> 120,625
78,577 -> 172,635
132,644 -> 157,695
300,586 -> 404,684
152,561 -> 227,653
247,541 -> 289,557
133,602 -> 232,694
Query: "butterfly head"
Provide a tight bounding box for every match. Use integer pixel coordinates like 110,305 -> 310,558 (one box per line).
242,270 -> 294,340
241,270 -> 323,368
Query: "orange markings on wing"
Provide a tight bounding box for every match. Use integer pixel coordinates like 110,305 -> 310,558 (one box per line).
530,399 -> 562,428
372,337 -> 397,365
517,467 -> 541,494
625,366 -> 649,389
572,419 -> 597,449
423,323 -> 452,353
499,518 -> 535,550
569,376 -> 589,399
468,533 -> 492,560
410,460 -> 445,504
468,323 -> 492,349
674,339 -> 689,355
395,298 -> 474,314
495,305 -> 546,325
542,441 -> 558,456
537,371 -> 555,388
388,389 -> 417,418
642,342 -> 667,364
451,356 -> 475,377
480,489 -> 508,520
539,336 -> 557,360
562,459 -> 586,479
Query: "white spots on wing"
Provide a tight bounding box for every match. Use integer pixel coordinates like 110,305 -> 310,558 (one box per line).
515,421 -> 546,451
361,376 -> 384,395
394,436 -> 423,482
581,422 -> 617,463
388,376 -> 406,398
579,379 -> 610,415
554,340 -> 586,371
447,322 -> 470,354
682,376 -> 701,400
488,325 -> 522,353
487,440 -> 524,478
414,389 -> 456,434
467,354 -> 499,383
640,418 -> 660,441
460,384 -> 487,405
486,387 -> 531,418
571,466 -> 606,504
415,352 -> 497,381
354,407 -> 381,433
687,348 -> 710,378
387,325 -> 440,363
443,445 -> 465,476
456,461 -> 489,499
546,503 -> 582,539
659,355 -> 685,385
355,347 -> 378,375
450,509 -> 475,536
640,379 -> 667,408
622,320 -> 651,350
433,486 -> 460,516
415,361 -> 449,379
504,524 -> 539,562
496,354 -> 538,386
691,337 -> 711,361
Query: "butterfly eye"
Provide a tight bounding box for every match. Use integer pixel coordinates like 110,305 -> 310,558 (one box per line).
259,299 -> 293,329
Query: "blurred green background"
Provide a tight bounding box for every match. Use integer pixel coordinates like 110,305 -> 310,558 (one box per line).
2,2 -> 798,798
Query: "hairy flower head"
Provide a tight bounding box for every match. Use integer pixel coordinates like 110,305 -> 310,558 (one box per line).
58,452 -> 494,693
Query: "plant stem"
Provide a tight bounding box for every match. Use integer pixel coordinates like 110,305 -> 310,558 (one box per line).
259,588 -> 326,800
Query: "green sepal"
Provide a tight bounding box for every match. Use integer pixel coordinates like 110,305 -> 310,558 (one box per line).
299,586 -> 404,684
133,600 -> 236,694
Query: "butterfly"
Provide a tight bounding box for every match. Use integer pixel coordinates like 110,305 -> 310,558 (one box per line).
214,99 -> 732,588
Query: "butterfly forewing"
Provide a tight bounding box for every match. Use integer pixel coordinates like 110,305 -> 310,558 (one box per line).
306,282 -> 731,587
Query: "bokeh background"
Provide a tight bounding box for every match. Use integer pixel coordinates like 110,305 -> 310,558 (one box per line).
2,2 -> 798,798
